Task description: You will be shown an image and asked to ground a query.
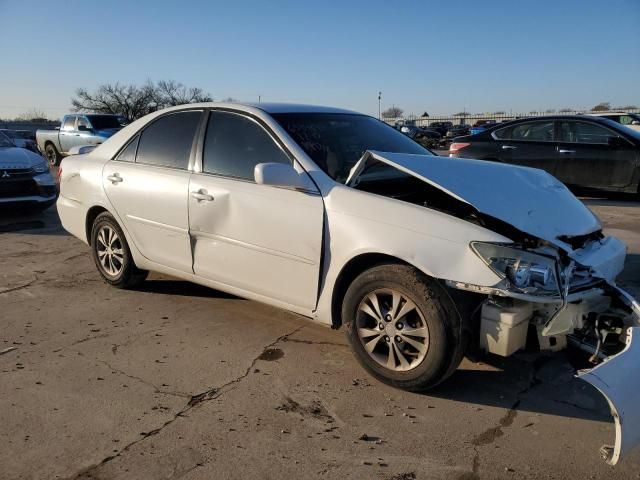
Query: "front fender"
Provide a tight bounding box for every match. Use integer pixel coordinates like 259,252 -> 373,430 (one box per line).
578,288 -> 640,465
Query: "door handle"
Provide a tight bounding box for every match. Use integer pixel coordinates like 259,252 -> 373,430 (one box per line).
191,189 -> 214,202
558,149 -> 576,154
501,145 -> 517,150
107,173 -> 123,184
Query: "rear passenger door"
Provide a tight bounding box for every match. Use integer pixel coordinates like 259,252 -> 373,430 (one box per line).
103,110 -> 203,273
554,120 -> 636,189
492,120 -> 558,174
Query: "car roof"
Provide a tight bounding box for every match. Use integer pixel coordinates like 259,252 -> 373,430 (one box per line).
585,112 -> 635,116
484,114 -> 622,129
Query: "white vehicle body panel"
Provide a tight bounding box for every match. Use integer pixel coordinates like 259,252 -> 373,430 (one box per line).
188,173 -> 324,310
103,162 -> 193,273
56,102 -> 640,465
347,151 -> 601,247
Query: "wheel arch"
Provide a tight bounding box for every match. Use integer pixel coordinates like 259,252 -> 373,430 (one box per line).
330,252 -> 421,329
85,205 -> 109,245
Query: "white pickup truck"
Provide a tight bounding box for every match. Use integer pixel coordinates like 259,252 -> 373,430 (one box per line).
36,113 -> 126,166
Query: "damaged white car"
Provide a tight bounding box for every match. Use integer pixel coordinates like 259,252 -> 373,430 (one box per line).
57,103 -> 640,464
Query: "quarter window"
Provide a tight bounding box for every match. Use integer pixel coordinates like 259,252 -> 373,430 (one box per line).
558,121 -> 616,144
135,111 -> 201,169
116,135 -> 139,162
62,116 -> 76,131
202,111 -> 291,180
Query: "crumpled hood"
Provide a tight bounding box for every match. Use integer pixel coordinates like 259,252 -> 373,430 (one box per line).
348,151 -> 601,248
0,147 -> 45,169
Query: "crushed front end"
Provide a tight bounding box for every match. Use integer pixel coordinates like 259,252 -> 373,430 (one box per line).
447,233 -> 640,465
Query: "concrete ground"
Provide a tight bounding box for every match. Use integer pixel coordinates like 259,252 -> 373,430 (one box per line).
1,195 -> 640,480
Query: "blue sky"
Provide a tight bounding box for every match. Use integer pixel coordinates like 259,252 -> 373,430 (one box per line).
0,0 -> 638,119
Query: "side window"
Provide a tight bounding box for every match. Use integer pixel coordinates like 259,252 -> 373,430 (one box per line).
62,116 -> 76,131
619,115 -> 633,125
203,111 -> 291,180
493,126 -> 512,139
510,122 -> 554,141
136,111 -> 201,169
115,135 -> 139,162
77,116 -> 90,130
559,121 -> 616,144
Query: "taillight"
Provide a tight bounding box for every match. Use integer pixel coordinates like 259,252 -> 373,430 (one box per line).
449,142 -> 470,154
56,167 -> 62,183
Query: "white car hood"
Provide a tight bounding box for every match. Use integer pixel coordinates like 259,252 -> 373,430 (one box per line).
347,151 -> 601,248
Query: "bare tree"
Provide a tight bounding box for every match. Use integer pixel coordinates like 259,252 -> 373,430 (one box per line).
591,102 -> 611,112
381,106 -> 403,118
558,107 -> 573,113
545,109 -> 556,113
453,112 -> 469,117
152,80 -> 212,109
493,111 -> 506,115
71,80 -> 212,120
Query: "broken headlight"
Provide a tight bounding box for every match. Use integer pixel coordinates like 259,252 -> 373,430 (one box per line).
471,242 -> 560,295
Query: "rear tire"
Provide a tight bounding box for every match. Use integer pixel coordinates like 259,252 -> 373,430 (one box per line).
44,143 -> 61,166
342,263 -> 464,391
90,212 -> 148,289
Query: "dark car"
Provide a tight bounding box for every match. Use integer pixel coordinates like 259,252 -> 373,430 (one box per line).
446,124 -> 471,138
449,115 -> 640,195
399,125 -> 442,148
0,129 -> 39,154
428,121 -> 453,136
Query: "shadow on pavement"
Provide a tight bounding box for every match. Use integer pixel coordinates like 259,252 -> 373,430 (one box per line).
134,279 -> 239,300
426,351 -> 611,424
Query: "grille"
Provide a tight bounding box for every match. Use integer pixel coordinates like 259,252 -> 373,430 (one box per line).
0,179 -> 39,198
0,168 -> 33,179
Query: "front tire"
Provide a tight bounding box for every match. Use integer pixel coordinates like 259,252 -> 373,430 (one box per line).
90,212 -> 148,289
44,143 -> 61,166
343,264 -> 463,391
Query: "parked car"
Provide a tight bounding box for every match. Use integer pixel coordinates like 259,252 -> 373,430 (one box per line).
449,115 -> 640,196
446,124 -> 470,139
399,125 -> 441,148
0,130 -> 57,211
427,121 -> 453,136
57,102 -> 639,465
0,129 -> 39,154
36,114 -> 126,166
586,112 -> 640,132
470,120 -> 498,135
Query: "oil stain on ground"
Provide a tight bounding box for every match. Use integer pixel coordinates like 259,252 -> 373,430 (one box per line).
258,348 -> 284,361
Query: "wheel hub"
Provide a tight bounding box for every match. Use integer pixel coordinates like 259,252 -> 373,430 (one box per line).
355,288 -> 430,372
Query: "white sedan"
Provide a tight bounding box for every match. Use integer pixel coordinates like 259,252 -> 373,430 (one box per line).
58,103 -> 640,464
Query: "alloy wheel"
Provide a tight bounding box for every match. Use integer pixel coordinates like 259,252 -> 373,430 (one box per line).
356,288 -> 430,372
96,225 -> 124,277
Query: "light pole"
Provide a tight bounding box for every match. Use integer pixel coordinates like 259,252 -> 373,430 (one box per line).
378,91 -> 382,119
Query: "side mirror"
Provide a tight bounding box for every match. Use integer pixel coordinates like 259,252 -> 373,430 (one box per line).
631,120 -> 640,126
78,125 -> 92,132
254,163 -> 308,190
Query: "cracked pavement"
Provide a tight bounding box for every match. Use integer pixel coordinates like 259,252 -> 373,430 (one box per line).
2,196 -> 640,480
